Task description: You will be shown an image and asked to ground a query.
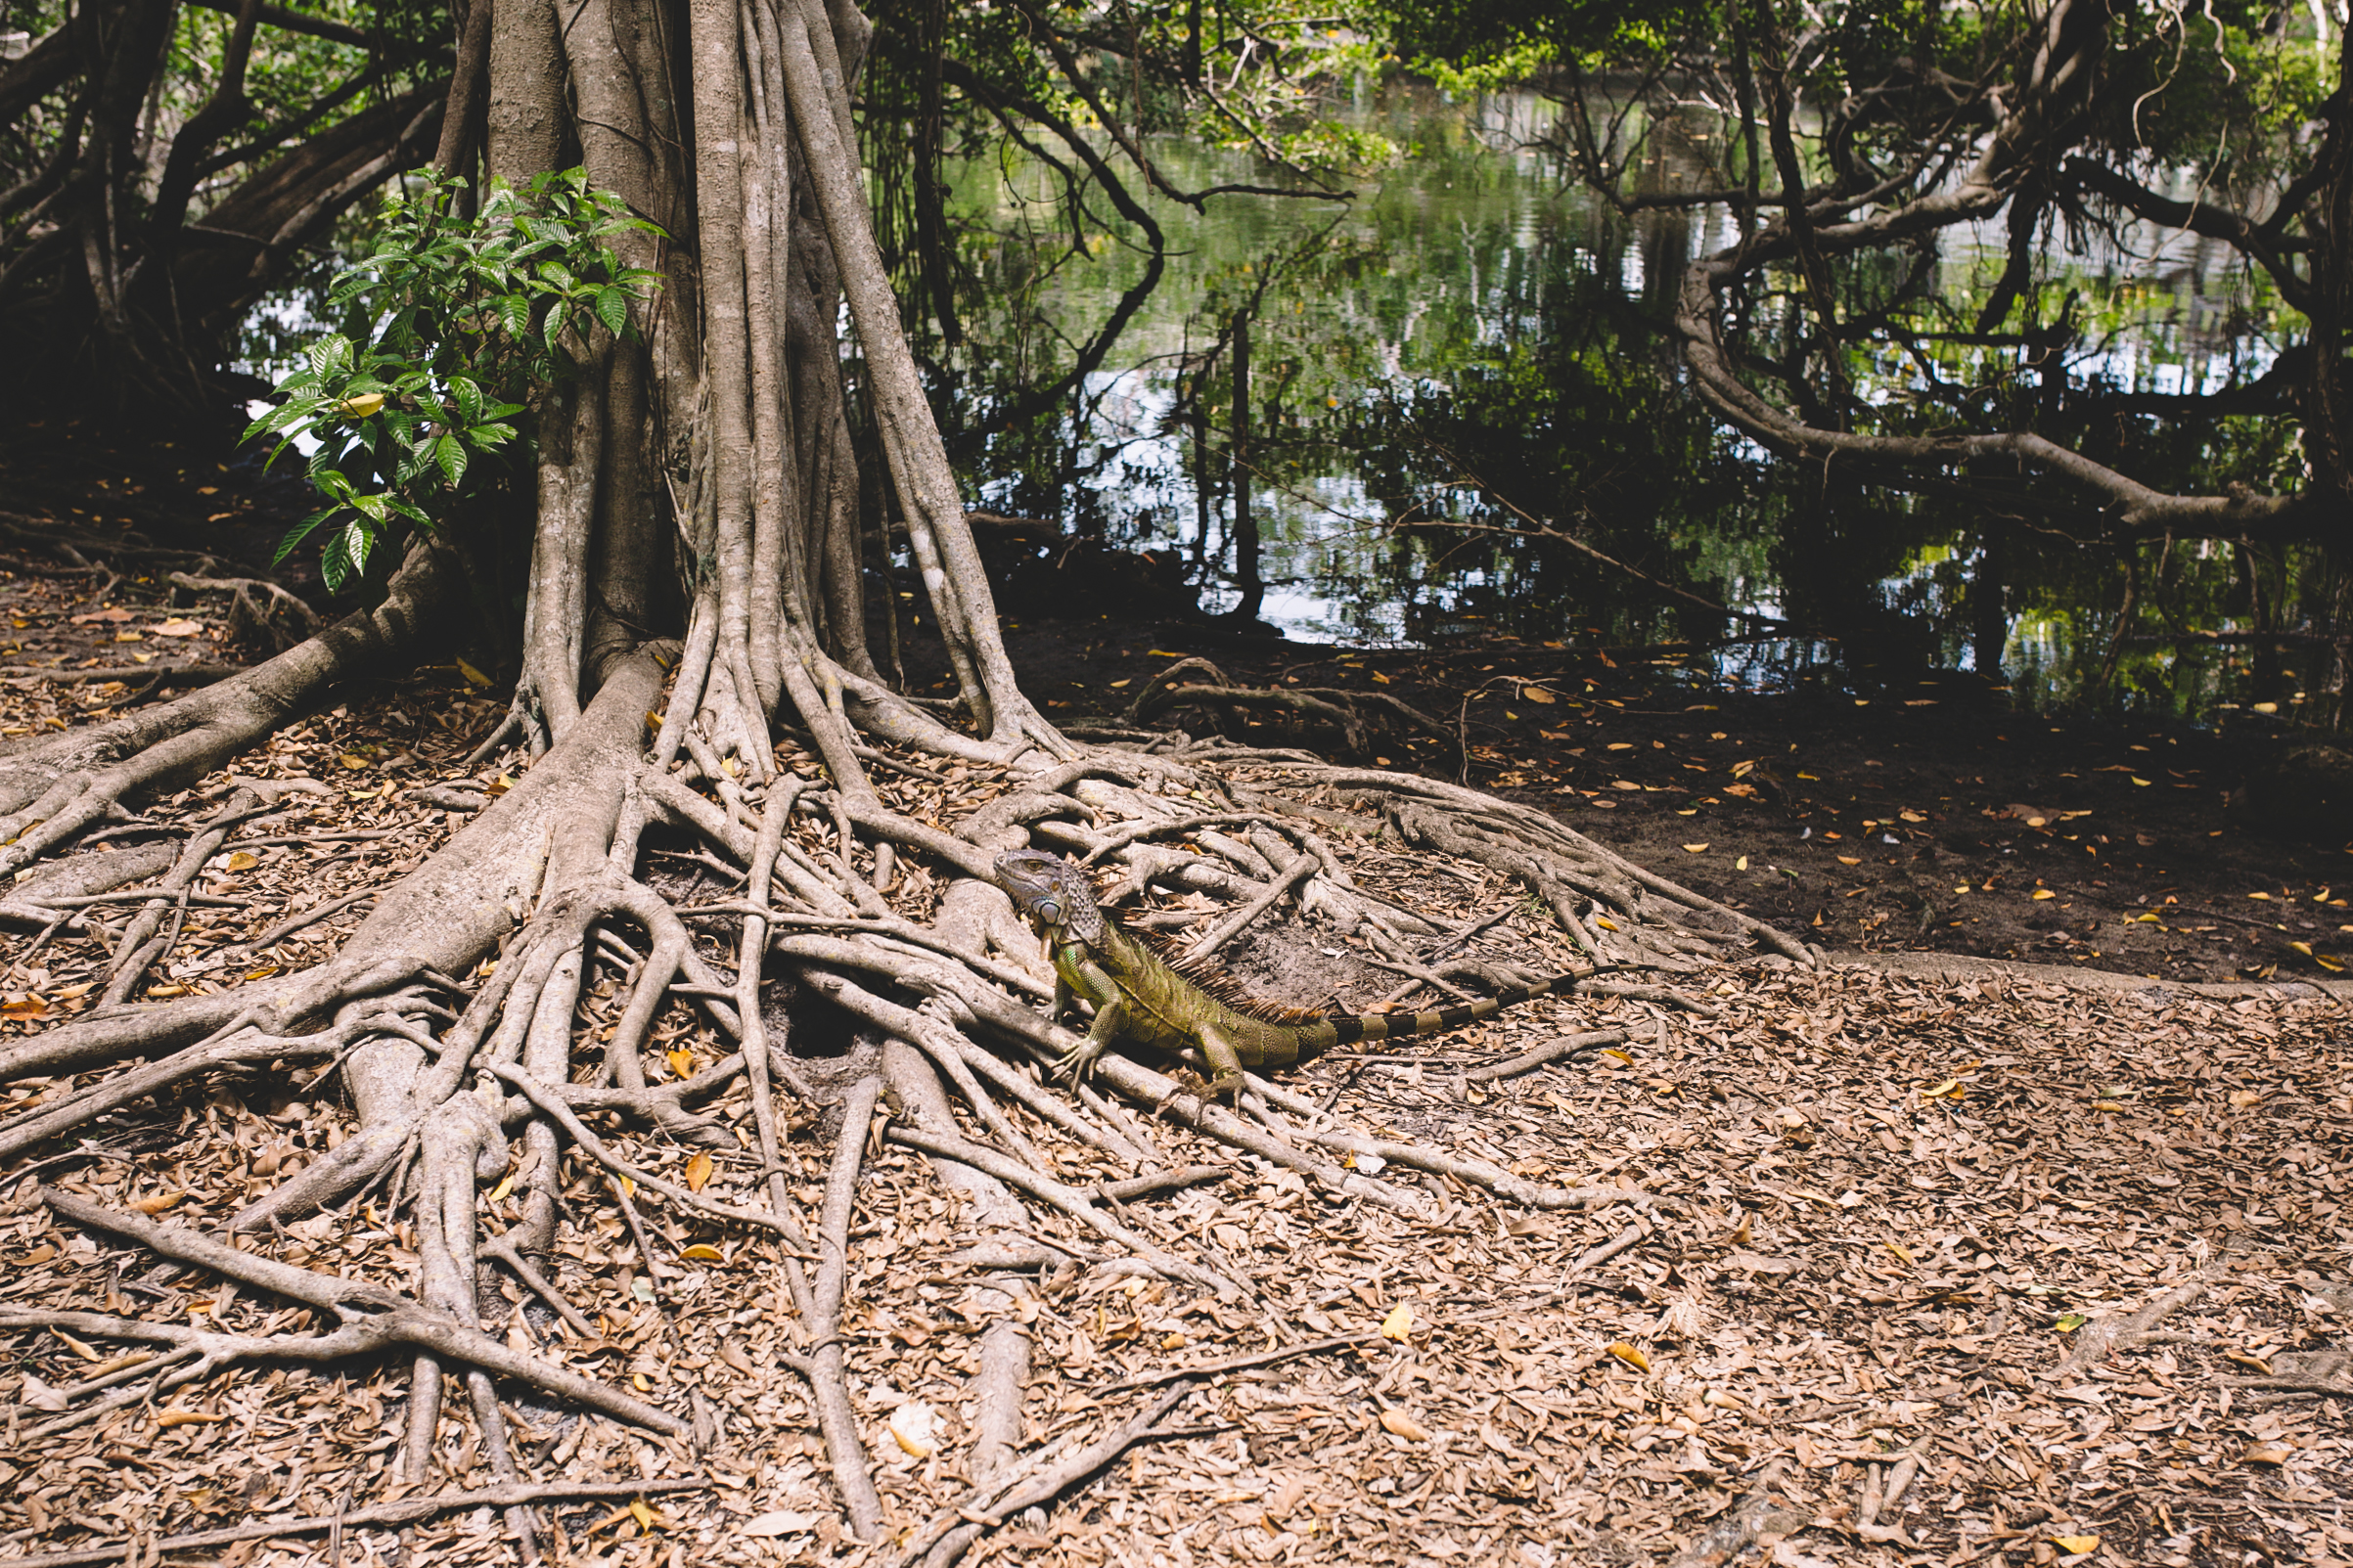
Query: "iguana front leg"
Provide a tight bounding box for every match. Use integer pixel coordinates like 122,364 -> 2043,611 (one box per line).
1050,950 -> 1129,1083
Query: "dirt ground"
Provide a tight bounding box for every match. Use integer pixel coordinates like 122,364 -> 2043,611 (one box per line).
2,431 -> 2350,1568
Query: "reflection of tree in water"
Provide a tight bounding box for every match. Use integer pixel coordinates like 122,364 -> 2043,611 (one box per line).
916,60 -> 2345,721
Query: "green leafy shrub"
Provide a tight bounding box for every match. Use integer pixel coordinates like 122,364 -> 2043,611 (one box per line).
246,168 -> 661,592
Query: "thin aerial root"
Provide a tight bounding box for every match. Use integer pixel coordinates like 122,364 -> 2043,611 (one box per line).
1465,1027 -> 1631,1082
882,1124 -> 1237,1296
37,1191 -> 688,1434
797,1073 -> 886,1539
488,1066 -> 803,1238
480,1232 -> 599,1337
905,1381 -> 1200,1568
0,1479 -> 706,1568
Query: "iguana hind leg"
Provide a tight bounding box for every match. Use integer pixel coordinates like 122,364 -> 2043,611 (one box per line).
1198,1022 -> 1246,1105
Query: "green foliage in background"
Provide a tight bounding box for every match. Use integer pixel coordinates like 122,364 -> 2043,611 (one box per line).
245,169 -> 660,592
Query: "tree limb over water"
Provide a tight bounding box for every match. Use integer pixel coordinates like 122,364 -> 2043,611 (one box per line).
1441,0 -> 2348,545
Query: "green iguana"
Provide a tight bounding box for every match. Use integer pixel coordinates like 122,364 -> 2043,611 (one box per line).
995,847 -> 1616,1098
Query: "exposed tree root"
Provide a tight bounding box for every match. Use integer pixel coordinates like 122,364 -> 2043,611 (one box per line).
0,1479 -> 705,1568
0,0 -> 1785,1549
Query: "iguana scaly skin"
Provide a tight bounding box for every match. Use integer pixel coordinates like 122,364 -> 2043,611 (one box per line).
995,848 -> 1608,1098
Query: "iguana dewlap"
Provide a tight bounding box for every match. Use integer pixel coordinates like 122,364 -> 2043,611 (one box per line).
994,847 -> 1603,1098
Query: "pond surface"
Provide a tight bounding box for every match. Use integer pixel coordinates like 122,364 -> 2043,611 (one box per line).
927,85 -> 2328,726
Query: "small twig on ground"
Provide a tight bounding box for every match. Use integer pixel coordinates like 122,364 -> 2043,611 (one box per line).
1182,848 -> 1319,963
1097,1333 -> 1380,1393
251,889 -> 379,948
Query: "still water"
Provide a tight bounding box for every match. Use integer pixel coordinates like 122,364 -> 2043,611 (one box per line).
924,85 -> 2325,724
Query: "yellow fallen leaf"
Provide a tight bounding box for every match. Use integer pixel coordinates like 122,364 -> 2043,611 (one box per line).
1899,809 -> 1926,822
338,753 -> 370,771
223,851 -> 258,872
890,1401 -> 939,1456
1837,855 -> 1861,866
453,655 -> 492,688
645,711 -> 666,731
1380,1302 -> 1415,1342
2228,1090 -> 2261,1106
2,995 -> 51,1020
2251,701 -> 2279,714
681,1243 -> 724,1262
1593,916 -> 1620,931
1371,671 -> 1390,685
2289,941 -> 2314,957
334,390 -> 385,418
2032,889 -> 2056,900
1379,1408 -> 1430,1441
1922,1078 -> 1962,1098
2241,1445 -> 2292,1465
157,1409 -> 228,1427
153,618 -> 204,638
1600,1048 -> 1633,1064
486,1171 -> 515,1202
2248,891 -> 2273,900
1520,685 -> 1556,704
130,1191 -> 188,1215
685,1151 -> 714,1192
2319,955 -> 2345,971
56,1330 -> 101,1361
1606,1342 -> 1651,1372
1109,679 -> 1131,688
2052,1536 -> 2098,1554
1884,1241 -> 1914,1264
1147,649 -> 1182,656
1735,855 -> 1748,871
629,1499 -> 658,1531
666,1048 -> 696,1080
1681,843 -> 1708,854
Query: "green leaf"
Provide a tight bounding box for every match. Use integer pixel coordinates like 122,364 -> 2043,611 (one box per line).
449,377 -> 483,426
497,294 -> 530,336
304,334 -> 352,376
543,303 -> 570,350
433,433 -> 468,487
319,525 -> 353,594
344,519 -> 375,579
273,507 -> 339,566
593,284 -> 629,336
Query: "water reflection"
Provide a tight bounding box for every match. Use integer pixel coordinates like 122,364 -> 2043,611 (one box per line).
930,84 -> 2317,724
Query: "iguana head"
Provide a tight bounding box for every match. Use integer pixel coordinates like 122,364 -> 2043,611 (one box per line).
994,849 -> 1107,944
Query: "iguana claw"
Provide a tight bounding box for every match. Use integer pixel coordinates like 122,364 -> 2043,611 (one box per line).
1052,1037 -> 1108,1084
